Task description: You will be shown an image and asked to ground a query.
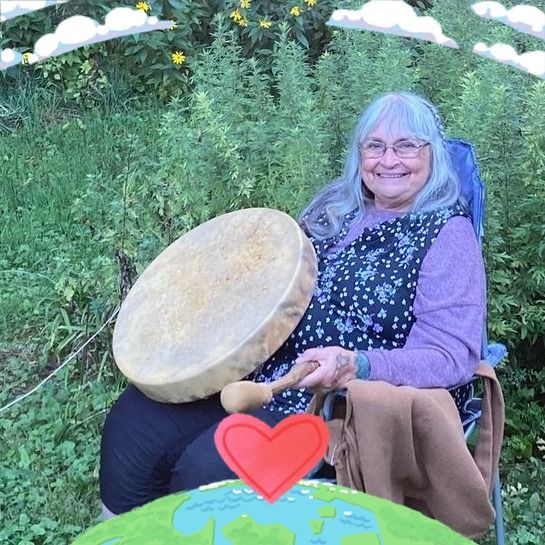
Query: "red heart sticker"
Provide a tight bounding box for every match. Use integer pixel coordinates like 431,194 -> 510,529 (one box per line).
214,413 -> 329,503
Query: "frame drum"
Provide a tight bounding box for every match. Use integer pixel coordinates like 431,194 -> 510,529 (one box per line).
112,208 -> 317,403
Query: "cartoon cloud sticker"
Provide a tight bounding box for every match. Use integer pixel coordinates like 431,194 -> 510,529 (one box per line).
473,42 -> 545,79
471,2 -> 545,79
0,0 -> 69,23
0,6 -> 173,70
27,8 -> 173,64
0,49 -> 24,70
472,1 -> 545,40
327,0 -> 459,49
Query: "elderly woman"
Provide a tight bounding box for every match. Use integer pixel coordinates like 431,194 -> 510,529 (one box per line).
100,91 -> 485,516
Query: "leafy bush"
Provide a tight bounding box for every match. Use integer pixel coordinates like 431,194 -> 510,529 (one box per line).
496,438 -> 545,545
1,0 -> 211,103
222,0 -> 337,63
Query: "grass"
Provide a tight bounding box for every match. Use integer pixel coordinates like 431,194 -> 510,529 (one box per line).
0,96 -> 164,348
0,95 -> 158,543
0,355 -> 123,545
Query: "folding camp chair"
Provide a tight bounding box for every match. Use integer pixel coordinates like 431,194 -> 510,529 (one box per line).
312,139 -> 507,545
449,138 -> 506,545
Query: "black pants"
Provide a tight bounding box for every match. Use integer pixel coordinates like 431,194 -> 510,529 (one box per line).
99,385 -> 286,514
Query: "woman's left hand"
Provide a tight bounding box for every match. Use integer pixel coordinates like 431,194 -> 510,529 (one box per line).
295,346 -> 357,392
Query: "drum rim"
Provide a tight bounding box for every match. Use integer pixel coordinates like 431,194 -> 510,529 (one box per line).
112,207 -> 317,398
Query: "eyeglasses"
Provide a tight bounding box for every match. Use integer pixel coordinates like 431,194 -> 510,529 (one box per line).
358,139 -> 430,159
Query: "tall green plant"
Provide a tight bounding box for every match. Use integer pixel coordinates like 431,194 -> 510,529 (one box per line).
314,29 -> 382,162
446,43 -> 528,341
507,81 -> 545,349
138,17 -> 270,240
417,1 -> 481,113
266,24 -> 332,212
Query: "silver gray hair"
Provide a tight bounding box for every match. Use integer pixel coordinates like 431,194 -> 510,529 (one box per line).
299,91 -> 462,240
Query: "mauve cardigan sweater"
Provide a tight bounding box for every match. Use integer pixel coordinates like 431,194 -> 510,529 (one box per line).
335,204 -> 486,389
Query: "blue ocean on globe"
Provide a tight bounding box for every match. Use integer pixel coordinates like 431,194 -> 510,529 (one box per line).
172,483 -> 384,544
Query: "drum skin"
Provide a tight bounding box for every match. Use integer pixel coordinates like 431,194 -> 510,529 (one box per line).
112,208 -> 318,403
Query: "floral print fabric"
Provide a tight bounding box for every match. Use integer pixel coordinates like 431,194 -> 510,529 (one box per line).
253,205 -> 470,415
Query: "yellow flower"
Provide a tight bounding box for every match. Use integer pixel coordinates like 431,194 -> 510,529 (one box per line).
304,0 -> 316,6
290,6 -> 302,16
240,0 -> 251,8
135,1 -> 151,13
171,51 -> 186,65
238,17 -> 248,27
259,19 -> 272,29
230,9 -> 243,22
22,52 -> 31,65
169,21 -> 178,31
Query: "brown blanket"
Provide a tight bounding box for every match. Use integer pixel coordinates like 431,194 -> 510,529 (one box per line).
309,363 -> 504,538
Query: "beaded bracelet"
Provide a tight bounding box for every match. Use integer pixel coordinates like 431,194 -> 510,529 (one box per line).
354,349 -> 371,380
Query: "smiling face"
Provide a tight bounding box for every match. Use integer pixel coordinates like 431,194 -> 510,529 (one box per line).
360,124 -> 432,212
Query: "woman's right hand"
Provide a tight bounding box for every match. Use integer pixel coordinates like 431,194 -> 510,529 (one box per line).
295,347 -> 357,393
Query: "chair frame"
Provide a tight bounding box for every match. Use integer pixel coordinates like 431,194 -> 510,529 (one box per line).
463,342 -> 506,545
451,138 -> 506,545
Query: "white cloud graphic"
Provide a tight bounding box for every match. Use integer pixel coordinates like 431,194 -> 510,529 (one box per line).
327,0 -> 458,49
473,42 -> 545,78
472,2 -> 545,41
0,49 -> 24,70
0,0 -> 68,22
0,7 -> 173,70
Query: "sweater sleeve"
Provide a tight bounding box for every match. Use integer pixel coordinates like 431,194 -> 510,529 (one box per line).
366,215 -> 486,388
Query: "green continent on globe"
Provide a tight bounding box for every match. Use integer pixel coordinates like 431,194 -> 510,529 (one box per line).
71,492 -> 192,545
317,505 -> 336,518
309,519 -> 324,534
222,516 -> 295,545
309,481 -> 475,545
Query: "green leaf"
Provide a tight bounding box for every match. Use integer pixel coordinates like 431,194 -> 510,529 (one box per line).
529,492 -> 541,511
18,446 -> 30,469
294,28 -> 309,49
63,285 -> 75,302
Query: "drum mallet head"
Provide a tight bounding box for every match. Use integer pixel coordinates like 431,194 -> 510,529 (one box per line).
220,360 -> 319,414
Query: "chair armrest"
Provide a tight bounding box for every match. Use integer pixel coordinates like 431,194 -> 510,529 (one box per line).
318,344 -> 507,424
483,343 -> 507,368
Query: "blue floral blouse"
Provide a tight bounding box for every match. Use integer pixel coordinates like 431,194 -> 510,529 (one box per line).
253,205 -> 470,415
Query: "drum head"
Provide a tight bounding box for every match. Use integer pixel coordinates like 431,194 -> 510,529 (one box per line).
112,208 -> 317,402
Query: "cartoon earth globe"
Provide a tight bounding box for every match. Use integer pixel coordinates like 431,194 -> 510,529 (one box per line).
72,480 -> 476,545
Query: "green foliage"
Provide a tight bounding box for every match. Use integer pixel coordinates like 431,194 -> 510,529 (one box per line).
267,24 -> 333,210
34,46 -> 110,108
1,1 -> 115,103
222,0 -> 337,63
0,359 -> 123,545
136,16 -> 334,244
0,106 -> 164,359
501,366 -> 545,461
507,82 -> 545,347
1,0 -> 206,103
113,0 -> 222,98
495,438 -> 545,545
